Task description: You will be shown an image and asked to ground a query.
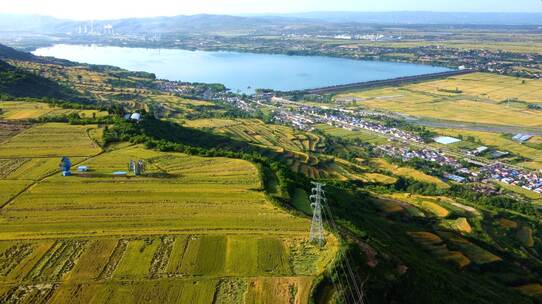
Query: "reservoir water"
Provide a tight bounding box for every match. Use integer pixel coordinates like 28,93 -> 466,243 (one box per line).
33,44 -> 451,93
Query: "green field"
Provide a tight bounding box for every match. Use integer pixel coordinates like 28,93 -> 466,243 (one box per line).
0,122 -> 338,303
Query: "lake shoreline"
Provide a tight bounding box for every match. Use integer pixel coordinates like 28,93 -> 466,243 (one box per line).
29,41 -> 454,70
33,44 -> 451,93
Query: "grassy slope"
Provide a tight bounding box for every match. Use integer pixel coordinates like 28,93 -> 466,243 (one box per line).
0,59 -> 79,100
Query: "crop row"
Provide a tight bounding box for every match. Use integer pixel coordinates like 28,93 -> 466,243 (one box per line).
0,235 -> 333,303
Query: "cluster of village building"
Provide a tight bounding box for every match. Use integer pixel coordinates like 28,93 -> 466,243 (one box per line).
156,80 -> 195,95
377,145 -> 462,170
316,111 -> 423,142
482,163 -> 542,194
274,111 -> 315,130
378,144 -> 542,194
271,101 -> 423,143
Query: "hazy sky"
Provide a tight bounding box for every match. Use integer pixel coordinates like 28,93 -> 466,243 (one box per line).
1,0 -> 542,20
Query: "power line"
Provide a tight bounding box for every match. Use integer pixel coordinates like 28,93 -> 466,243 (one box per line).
308,182 -> 367,304
322,205 -> 366,304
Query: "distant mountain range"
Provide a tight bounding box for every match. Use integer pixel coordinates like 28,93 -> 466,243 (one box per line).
0,14 -> 319,34
0,11 -> 541,35
0,14 -> 63,32
278,12 -> 542,25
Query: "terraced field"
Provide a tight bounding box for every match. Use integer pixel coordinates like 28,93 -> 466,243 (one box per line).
183,118 -> 337,179
183,118 -> 412,183
385,193 -> 462,218
408,231 -> 471,268
184,118 -> 322,153
0,123 -> 338,303
378,192 -> 503,269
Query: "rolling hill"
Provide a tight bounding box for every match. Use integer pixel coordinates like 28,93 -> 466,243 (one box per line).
0,59 -> 77,99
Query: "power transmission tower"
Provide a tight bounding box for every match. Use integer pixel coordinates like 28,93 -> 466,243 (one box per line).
309,182 -> 326,246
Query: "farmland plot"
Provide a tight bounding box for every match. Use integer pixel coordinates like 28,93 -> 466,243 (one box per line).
0,139 -> 338,303
64,239 -> 118,281
0,123 -> 102,158
114,239 -> 160,279
0,234 -> 335,303
1,146 -> 313,239
0,180 -> 33,208
245,277 -> 314,304
0,101 -> 107,121
337,73 -> 542,128
0,101 -> 69,120
0,158 -> 29,178
4,158 -> 82,180
0,120 -> 30,143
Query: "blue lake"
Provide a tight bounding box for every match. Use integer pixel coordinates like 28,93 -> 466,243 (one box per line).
33,44 -> 451,93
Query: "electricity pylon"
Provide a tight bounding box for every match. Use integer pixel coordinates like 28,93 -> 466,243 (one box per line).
309,182 -> 326,246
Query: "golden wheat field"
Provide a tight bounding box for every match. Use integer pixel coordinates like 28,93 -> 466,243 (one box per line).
336,73 -> 542,127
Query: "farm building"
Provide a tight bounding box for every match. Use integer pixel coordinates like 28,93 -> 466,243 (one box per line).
473,146 -> 488,155
490,151 -> 510,159
512,134 -> 532,143
445,173 -> 466,183
130,113 -> 142,121
124,113 -> 142,121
